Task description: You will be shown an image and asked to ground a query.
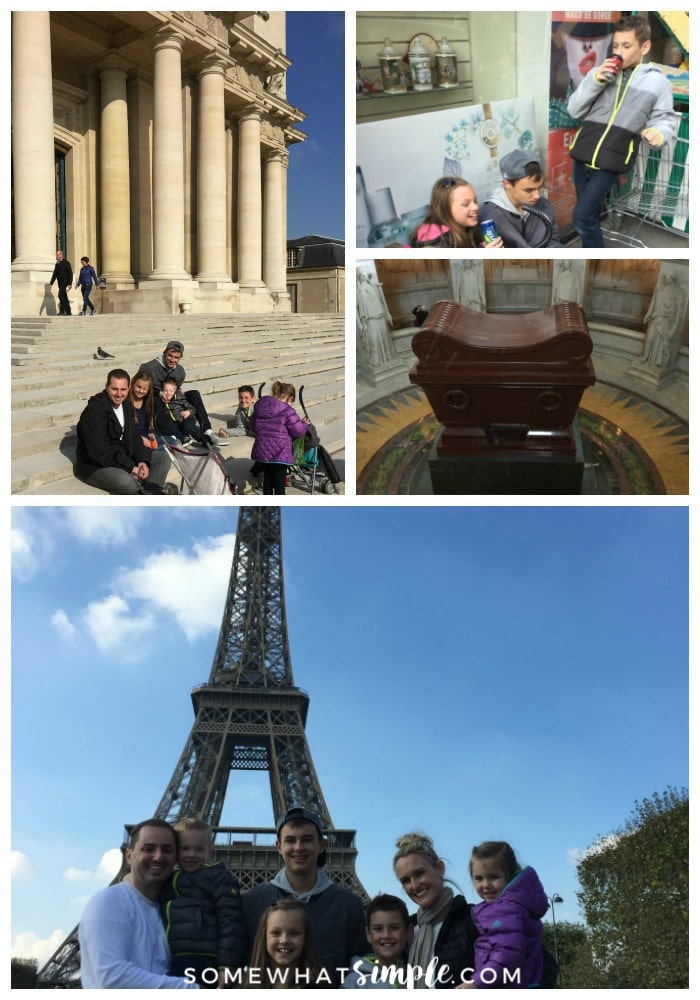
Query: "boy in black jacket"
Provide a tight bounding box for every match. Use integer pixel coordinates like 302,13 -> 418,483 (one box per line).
161,818 -> 245,988
567,14 -> 676,246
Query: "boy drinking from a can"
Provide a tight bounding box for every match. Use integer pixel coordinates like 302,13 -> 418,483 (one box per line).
567,13 -> 676,247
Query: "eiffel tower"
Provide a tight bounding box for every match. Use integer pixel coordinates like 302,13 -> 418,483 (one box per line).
39,507 -> 367,985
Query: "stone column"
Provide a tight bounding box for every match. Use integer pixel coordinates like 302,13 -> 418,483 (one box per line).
11,11 -> 56,272
99,57 -> 134,286
263,150 -> 286,293
196,55 -> 231,283
237,109 -> 264,288
149,28 -> 189,280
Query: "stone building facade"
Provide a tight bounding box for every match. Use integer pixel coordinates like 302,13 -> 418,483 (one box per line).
11,11 -> 305,315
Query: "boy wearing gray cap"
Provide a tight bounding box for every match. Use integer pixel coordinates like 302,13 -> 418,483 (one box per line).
478,150 -> 563,249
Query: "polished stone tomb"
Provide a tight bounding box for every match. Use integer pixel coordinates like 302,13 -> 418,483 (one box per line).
409,300 -> 596,493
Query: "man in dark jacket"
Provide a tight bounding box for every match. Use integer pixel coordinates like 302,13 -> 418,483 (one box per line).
49,249 -> 73,315
139,340 -> 217,444
74,368 -> 170,494
241,806 -> 367,987
478,150 -> 563,249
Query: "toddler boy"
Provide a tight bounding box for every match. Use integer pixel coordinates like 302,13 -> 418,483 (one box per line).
343,893 -> 411,989
156,377 -> 206,445
161,818 -> 245,988
567,13 -> 676,247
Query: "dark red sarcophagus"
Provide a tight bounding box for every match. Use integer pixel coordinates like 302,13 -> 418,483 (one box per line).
409,300 -> 596,457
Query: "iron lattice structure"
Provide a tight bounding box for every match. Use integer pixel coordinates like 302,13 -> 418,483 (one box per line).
39,508 -> 367,986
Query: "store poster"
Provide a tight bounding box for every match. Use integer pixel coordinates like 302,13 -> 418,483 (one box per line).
356,97 -> 537,247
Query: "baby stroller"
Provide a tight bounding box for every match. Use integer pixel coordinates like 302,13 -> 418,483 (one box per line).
287,386 -> 341,496
163,439 -> 239,495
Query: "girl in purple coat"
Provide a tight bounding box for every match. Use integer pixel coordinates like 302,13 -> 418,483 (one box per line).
466,842 -> 547,989
249,381 -> 309,495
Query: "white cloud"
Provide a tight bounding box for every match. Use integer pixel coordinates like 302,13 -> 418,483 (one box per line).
569,833 -> 623,863
62,508 -> 146,547
82,595 -> 155,655
112,533 -> 234,642
12,928 -> 67,966
11,851 -> 32,877
11,526 -> 38,581
65,847 -> 122,883
50,609 -> 77,641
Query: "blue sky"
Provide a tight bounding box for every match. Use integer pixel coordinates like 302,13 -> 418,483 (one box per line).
11,506 -> 688,968
285,12 -> 345,241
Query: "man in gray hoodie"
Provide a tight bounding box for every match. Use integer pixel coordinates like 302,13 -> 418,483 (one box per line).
241,807 -> 367,987
478,150 -> 563,249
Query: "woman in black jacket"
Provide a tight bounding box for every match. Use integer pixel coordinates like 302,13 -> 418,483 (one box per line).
394,831 -> 559,989
394,832 -> 477,988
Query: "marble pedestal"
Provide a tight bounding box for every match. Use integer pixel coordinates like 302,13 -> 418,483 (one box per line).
427,416 -> 586,495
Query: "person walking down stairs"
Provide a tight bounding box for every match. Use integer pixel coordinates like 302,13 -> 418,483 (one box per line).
75,256 -> 100,315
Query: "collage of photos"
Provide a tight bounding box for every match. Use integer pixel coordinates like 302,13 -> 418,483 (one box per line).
10,9 -> 690,993
356,10 -> 689,497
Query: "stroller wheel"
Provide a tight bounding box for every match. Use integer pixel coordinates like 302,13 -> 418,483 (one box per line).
321,480 -> 336,495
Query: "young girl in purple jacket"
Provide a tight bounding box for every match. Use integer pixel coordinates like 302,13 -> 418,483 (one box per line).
249,381 -> 309,495
466,841 -> 548,989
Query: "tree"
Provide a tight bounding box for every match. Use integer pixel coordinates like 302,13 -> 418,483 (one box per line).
11,957 -> 38,988
541,920 -> 607,988
576,787 -> 688,988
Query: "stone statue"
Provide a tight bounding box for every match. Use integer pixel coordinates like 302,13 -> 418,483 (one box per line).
453,260 -> 485,312
640,271 -> 687,370
356,271 -> 395,365
552,259 -> 586,305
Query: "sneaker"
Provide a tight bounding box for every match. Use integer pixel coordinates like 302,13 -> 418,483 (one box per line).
79,311 -> 86,316
91,310 -> 97,316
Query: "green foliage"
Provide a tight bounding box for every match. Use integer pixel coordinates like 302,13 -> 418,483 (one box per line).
542,920 -> 607,988
576,787 -> 688,988
11,956 -> 38,988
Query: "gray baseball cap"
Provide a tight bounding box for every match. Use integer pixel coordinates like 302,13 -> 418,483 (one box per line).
500,149 -> 542,181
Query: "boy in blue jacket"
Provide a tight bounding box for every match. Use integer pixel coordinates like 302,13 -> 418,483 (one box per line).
567,14 -> 676,247
74,256 -> 100,315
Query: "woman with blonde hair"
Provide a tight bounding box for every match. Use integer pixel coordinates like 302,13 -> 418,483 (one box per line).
393,831 -> 477,988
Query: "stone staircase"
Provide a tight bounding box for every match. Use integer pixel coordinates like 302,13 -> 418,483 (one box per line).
12,313 -> 346,494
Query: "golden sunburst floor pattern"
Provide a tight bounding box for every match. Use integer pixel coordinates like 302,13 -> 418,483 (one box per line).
357,381 -> 688,496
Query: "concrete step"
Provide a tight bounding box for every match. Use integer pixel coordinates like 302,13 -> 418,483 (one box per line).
12,421 -> 345,495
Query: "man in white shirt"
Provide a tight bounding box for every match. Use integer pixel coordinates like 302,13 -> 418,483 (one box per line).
79,818 -> 199,989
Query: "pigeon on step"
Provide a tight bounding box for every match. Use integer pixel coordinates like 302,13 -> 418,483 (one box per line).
95,346 -> 115,359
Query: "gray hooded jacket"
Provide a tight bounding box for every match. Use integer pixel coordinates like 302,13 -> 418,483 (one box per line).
479,186 -> 563,248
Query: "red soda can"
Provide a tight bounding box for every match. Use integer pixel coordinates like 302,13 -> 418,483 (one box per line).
480,220 -> 499,244
603,53 -> 623,81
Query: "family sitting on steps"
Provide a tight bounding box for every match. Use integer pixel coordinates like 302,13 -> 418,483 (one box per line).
74,339 -> 310,496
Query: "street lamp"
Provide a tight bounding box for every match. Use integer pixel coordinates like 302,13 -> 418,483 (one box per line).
548,894 -> 564,987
